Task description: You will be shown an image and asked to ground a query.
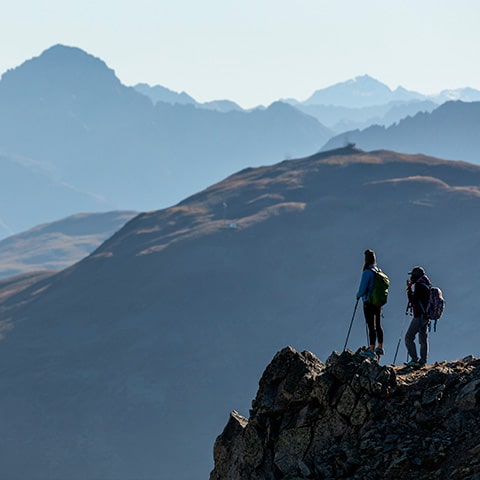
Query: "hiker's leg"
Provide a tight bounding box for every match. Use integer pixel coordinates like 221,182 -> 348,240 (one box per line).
405,317 -> 420,362
373,305 -> 383,346
418,318 -> 429,364
364,302 -> 376,352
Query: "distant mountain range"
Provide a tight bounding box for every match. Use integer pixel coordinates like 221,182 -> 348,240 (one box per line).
303,74 -> 426,107
1,147 -> 479,479
291,99 -> 439,133
0,210 -> 137,279
281,75 -> 480,132
134,82 -> 197,106
322,100 -> 480,163
137,74 -> 480,110
0,45 -> 331,234
289,75 -> 480,133
134,83 -> 243,112
2,45 -> 480,237
136,74 -> 480,132
301,74 -> 480,107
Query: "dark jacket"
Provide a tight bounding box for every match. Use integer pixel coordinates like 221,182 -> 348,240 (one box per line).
407,274 -> 431,317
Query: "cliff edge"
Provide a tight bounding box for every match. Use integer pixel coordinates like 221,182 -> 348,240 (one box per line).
210,347 -> 480,480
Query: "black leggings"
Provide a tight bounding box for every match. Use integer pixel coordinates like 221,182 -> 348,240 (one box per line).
363,302 -> 383,345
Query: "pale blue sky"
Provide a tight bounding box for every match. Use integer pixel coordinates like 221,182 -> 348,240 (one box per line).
1,0 -> 479,108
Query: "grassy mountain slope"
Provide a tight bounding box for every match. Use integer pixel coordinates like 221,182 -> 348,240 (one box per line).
0,210 -> 137,279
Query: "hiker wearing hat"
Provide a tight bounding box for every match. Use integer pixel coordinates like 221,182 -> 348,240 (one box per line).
356,249 -> 385,360
405,266 -> 431,368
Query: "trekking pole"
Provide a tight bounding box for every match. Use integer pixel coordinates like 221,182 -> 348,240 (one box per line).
343,298 -> 359,351
392,302 -> 411,365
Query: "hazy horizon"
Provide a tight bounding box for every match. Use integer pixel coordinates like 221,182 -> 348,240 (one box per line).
2,0 -> 479,109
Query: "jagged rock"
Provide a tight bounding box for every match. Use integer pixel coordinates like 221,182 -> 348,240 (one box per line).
210,347 -> 480,480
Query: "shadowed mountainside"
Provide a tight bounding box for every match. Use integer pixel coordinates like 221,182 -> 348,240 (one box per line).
0,210 -> 137,279
0,147 -> 480,479
0,271 -> 57,304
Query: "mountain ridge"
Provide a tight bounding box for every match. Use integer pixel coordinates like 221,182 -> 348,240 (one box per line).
129,68 -> 480,132
322,100 -> 480,164
133,72 -> 480,111
0,44 -> 132,104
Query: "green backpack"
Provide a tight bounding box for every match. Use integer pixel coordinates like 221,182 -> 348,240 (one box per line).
369,267 -> 390,306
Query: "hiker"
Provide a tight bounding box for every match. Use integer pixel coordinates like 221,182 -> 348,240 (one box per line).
404,266 -> 431,368
356,249 -> 384,359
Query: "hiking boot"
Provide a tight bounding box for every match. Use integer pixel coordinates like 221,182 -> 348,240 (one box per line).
360,350 -> 377,360
404,360 -> 421,368
375,347 -> 384,356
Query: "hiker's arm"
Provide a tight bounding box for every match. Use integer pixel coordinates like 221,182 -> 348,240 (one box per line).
356,270 -> 372,300
406,281 -> 415,304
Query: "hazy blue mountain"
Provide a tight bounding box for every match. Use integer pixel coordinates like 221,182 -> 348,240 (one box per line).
379,100 -> 439,127
134,83 -> 243,112
0,147 -> 479,479
288,75 -> 480,132
0,45 -> 153,207
432,87 -> 480,103
0,210 -> 137,279
133,82 -> 197,105
0,45 -> 332,226
0,152 -> 112,239
200,99 -> 243,112
293,99 -> 438,132
303,74 -> 424,108
322,101 -> 480,164
302,75 -> 480,109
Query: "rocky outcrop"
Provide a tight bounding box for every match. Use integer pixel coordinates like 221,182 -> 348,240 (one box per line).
210,347 -> 480,480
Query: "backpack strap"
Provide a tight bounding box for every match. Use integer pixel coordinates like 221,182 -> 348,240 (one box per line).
417,282 -> 431,316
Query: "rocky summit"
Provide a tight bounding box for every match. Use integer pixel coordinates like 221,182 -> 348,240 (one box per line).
210,347 -> 480,480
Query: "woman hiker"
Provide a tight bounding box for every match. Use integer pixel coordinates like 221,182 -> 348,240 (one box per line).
356,249 -> 384,359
